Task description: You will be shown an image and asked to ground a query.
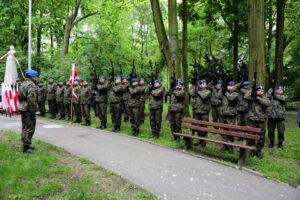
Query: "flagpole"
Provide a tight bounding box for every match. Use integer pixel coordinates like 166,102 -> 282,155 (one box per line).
28,0 -> 32,70
70,83 -> 73,121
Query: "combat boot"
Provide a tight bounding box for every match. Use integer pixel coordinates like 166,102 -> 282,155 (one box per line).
176,136 -> 180,143
256,149 -> 263,159
268,140 -> 274,148
228,146 -> 233,154
149,131 -> 156,139
111,126 -> 117,132
23,145 -> 35,153
59,115 -> 65,120
114,126 -> 120,132
86,120 -> 91,126
221,145 -> 229,151
155,131 -> 160,139
74,118 -> 79,123
249,150 -> 255,157
194,140 -> 202,146
97,124 -> 102,129
131,129 -> 136,136
134,129 -> 139,137
100,124 -> 107,129
278,141 -> 283,150
201,141 -> 206,147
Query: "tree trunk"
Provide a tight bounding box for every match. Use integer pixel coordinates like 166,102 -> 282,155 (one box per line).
182,0 -> 190,117
275,0 -> 286,86
37,11 -> 43,56
266,0 -> 273,88
62,19 -> 72,55
232,1 -> 239,82
248,0 -> 266,86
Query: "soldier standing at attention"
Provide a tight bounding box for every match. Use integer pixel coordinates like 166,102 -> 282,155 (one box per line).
237,81 -> 251,127
128,78 -> 142,136
110,76 -> 124,132
64,79 -> 72,121
56,80 -> 65,120
37,81 -> 46,117
80,79 -> 92,126
245,86 -> 270,159
220,81 -> 239,154
93,76 -> 110,129
266,86 -> 288,149
210,80 -> 223,125
47,77 -> 57,119
139,78 -> 146,125
19,70 -> 39,153
190,80 -> 211,147
167,79 -> 185,143
122,76 -> 130,122
146,79 -> 165,139
73,78 -> 82,123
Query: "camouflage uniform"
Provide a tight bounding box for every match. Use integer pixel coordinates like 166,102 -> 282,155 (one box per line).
210,85 -> 223,124
121,82 -> 130,121
237,87 -> 251,126
47,82 -> 57,117
94,82 -> 110,127
56,84 -> 65,119
19,79 -> 38,149
266,88 -> 287,145
139,84 -> 147,124
80,85 -> 92,124
37,85 -> 47,116
167,87 -> 185,140
128,84 -> 142,135
109,82 -> 124,131
64,84 -> 72,120
145,84 -> 165,137
72,84 -> 82,122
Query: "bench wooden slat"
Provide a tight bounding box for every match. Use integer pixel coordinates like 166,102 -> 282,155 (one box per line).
182,124 -> 260,140
174,133 -> 256,150
183,118 -> 261,133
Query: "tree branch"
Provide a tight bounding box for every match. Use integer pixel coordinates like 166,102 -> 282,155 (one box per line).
283,35 -> 295,51
218,5 -> 233,33
72,12 -> 98,27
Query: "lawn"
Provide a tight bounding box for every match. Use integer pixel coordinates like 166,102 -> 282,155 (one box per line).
42,103 -> 300,187
0,131 -> 156,200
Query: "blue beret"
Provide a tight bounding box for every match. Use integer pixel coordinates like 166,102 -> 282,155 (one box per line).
256,86 -> 264,90
66,79 -> 70,82
58,80 -> 64,83
217,80 -> 223,84
177,81 -> 183,85
115,76 -> 121,80
25,70 -> 38,77
242,81 -> 250,86
49,76 -> 54,79
177,78 -> 183,83
131,78 -> 138,82
198,79 -> 207,84
154,79 -> 162,83
98,76 -> 105,79
276,86 -> 284,90
75,78 -> 80,82
83,78 -> 89,82
123,76 -> 128,80
140,78 -> 144,81
228,81 -> 235,86
38,81 -> 43,83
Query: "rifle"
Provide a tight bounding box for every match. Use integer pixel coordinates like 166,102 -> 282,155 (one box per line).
237,60 -> 246,92
170,60 -> 176,91
221,67 -> 227,95
130,59 -> 137,81
272,59 -> 278,96
109,59 -> 114,83
149,60 -> 154,86
252,71 -> 257,100
89,58 -> 97,87
155,62 -> 159,80
118,63 -> 123,79
192,59 -> 198,86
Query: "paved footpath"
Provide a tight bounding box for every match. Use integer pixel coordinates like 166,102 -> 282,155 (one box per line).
1,115 -> 300,200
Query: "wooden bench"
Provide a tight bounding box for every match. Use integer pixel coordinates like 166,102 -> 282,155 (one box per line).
174,118 -> 261,165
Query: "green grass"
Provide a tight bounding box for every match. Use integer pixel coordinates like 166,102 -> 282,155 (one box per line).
43,103 -> 300,187
0,131 -> 157,200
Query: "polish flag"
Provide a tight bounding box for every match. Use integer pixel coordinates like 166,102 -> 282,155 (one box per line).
14,85 -> 19,113
4,85 -> 14,114
1,84 -> 8,111
70,64 -> 79,84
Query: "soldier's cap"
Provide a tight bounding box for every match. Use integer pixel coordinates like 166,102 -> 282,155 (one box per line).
228,81 -> 235,86
58,80 -> 64,83
276,86 -> 284,90
177,78 -> 183,83
38,80 -> 43,83
25,69 -> 39,77
49,76 -> 54,79
140,78 -> 144,81
83,78 -> 89,82
177,81 -> 183,85
131,78 -> 138,82
242,81 -> 250,86
154,79 -> 162,83
217,80 -> 223,84
256,86 -> 264,91
66,79 -> 70,82
123,76 -> 128,80
198,79 -> 207,84
98,75 -> 105,79
75,78 -> 80,82
115,76 -> 121,80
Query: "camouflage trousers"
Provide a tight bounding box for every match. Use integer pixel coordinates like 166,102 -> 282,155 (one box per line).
247,120 -> 266,150
237,112 -> 248,126
21,111 -> 36,146
38,101 -> 46,115
81,104 -> 90,121
110,103 -> 122,126
96,102 -> 107,124
212,106 -> 221,123
65,104 -> 72,118
73,104 -> 82,121
168,111 -> 183,133
268,119 -> 285,142
150,108 -> 162,133
57,102 -> 65,117
129,106 -> 140,131
139,101 -> 145,123
194,113 -> 209,137
122,100 -> 129,120
48,99 -> 57,115
220,116 -> 235,142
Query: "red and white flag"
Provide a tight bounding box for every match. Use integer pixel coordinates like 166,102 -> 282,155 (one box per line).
70,63 -> 79,84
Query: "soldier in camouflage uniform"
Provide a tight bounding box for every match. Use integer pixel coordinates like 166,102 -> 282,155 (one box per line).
245,86 -> 270,159
121,77 -> 130,122
80,79 -> 92,126
266,86 -> 288,150
190,79 -> 211,147
37,81 -> 46,117
128,78 -> 142,136
19,70 -> 39,153
56,80 -> 65,120
237,81 -> 251,127
167,79 -> 185,142
110,76 -> 124,132
139,78 -> 146,125
47,77 -> 57,119
146,79 -> 165,139
220,81 -> 239,154
93,76 -> 110,129
64,79 -> 72,120
72,78 -> 82,123
209,80 -> 223,125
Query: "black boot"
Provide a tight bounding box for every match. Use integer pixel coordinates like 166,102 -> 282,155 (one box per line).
112,126 -> 117,132
124,117 -> 129,122
86,120 -> 91,126
249,150 -> 255,157
149,131 -> 156,139
97,124 -> 102,129
155,131 -> 160,139
256,149 -> 263,159
222,145 -> 229,151
194,140 -> 202,146
23,145 -> 35,153
228,146 -> 233,154
131,129 -> 136,136
278,141 -> 283,150
201,141 -> 206,147
74,118 -> 81,123
49,114 -> 55,119
134,129 -> 139,137
115,126 -> 120,132
67,116 -> 71,121
176,136 -> 180,143
59,115 -> 65,120
268,140 -> 274,148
